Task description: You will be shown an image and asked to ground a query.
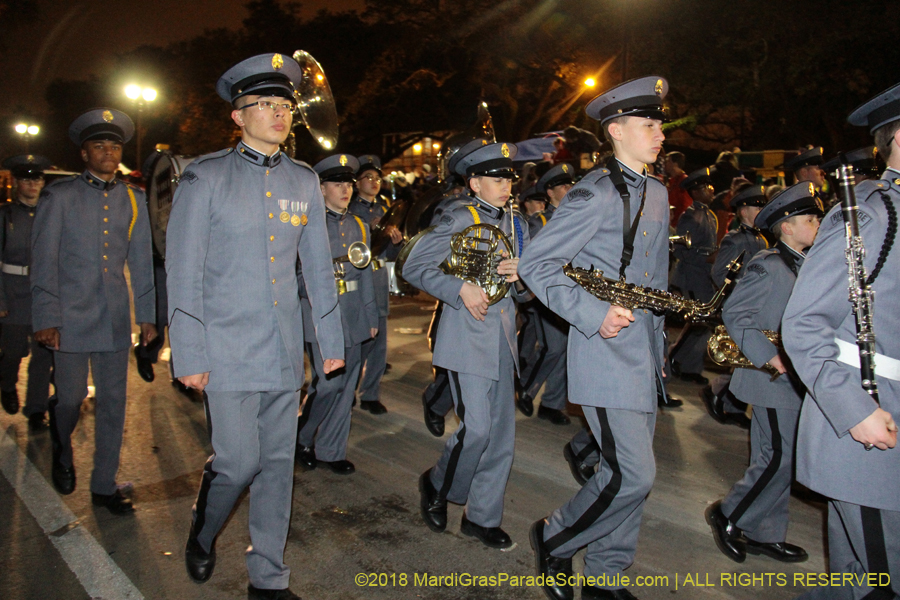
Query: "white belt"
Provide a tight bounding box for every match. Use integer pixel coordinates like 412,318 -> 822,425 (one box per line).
0,263 -> 29,276
338,280 -> 359,293
835,337 -> 900,382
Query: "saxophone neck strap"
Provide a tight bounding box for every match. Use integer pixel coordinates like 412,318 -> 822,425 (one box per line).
606,156 -> 646,280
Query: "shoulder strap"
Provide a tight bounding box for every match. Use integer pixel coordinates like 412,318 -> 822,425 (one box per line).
126,186 -> 138,241
867,192 -> 897,285
353,215 -> 367,245
466,205 -> 481,225
605,155 -> 646,279
539,213 -> 547,226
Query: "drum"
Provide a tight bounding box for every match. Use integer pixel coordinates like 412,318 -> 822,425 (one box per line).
144,151 -> 195,257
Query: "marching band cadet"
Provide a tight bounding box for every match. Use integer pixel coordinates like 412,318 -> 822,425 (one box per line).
520,76 -> 670,600
706,182 -> 821,565
783,82 -> 900,600
669,166 -> 718,385
0,154 -> 55,427
702,183 -> 769,427
516,163 -> 575,425
167,54 -> 343,598
404,139 -> 529,550
349,155 -> 402,415
296,154 -> 378,475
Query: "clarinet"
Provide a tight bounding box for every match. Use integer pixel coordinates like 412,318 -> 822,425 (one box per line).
837,162 -> 880,405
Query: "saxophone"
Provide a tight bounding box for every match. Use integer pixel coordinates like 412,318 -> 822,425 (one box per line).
707,325 -> 783,380
563,251 -> 745,322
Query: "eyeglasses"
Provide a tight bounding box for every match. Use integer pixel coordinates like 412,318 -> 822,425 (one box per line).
239,100 -> 298,115
360,175 -> 382,184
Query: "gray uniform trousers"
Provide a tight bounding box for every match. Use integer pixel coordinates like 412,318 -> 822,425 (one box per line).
795,502 -> 900,600
544,406 -> 657,580
194,390 -> 300,590
429,330 -> 515,528
721,406 -> 798,543
298,341 -> 362,462
519,306 -> 568,410
569,426 -> 600,469
1,324 -> 53,415
51,349 -> 128,495
357,313 -> 387,402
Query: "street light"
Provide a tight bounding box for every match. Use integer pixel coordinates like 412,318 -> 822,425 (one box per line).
14,123 -> 40,152
584,78 -> 597,88
124,84 -> 158,169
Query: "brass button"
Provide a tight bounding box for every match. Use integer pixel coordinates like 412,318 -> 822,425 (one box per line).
266,170 -> 270,176
644,272 -> 649,277
104,268 -> 108,273
271,257 -> 275,262
341,232 -> 345,236
642,231 -> 647,236
104,192 -> 108,198
270,235 -> 275,241
500,309 -> 504,314
343,244 -> 346,247
103,217 -> 108,222
274,301 -> 278,306
104,230 -> 108,235
272,279 -> 276,284
269,213 -> 274,219
266,192 -> 272,197
104,242 -> 109,248
645,251 -> 649,257
103,255 -> 108,260
104,205 -> 109,210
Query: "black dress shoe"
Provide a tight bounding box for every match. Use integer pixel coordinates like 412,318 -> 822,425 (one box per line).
320,459 -> 355,475
657,393 -> 683,408
726,412 -> 752,430
133,344 -> 155,382
185,531 -> 216,583
582,587 -> 640,600
52,461 -> 76,495
248,584 -> 301,599
419,469 -> 447,532
705,500 -> 745,562
530,519 -> 573,600
538,405 -> 571,425
517,394 -> 535,417
745,539 -> 808,562
701,385 -> 727,423
295,444 -> 317,470
563,442 -> 593,486
360,400 -> 387,415
27,412 -> 49,431
91,489 -> 135,514
680,372 -> 709,385
460,513 -> 512,549
422,392 -> 445,437
384,363 -> 392,373
1,389 -> 20,414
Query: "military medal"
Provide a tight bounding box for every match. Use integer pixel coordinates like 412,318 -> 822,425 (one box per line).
300,215 -> 308,225
291,201 -> 301,226
300,201 -> 309,226
278,199 -> 290,223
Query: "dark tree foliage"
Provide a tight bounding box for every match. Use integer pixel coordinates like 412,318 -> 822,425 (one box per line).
0,0 -> 40,53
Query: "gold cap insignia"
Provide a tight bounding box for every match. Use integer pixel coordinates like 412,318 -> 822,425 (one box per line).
102,110 -> 114,122
272,54 -> 284,70
27,155 -> 34,161
655,79 -> 663,95
481,139 -> 489,146
562,164 -> 569,173
339,155 -> 348,166
501,143 -> 510,158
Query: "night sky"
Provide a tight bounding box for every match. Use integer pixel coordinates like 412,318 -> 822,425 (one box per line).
1,0 -> 365,111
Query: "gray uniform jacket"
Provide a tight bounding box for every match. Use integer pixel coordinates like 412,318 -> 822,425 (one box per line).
783,174 -> 900,511
518,162 -> 669,412
300,209 -> 377,347
402,197 -> 530,381
527,203 -> 555,239
166,144 -> 343,392
712,224 -> 768,288
672,201 -> 717,301
31,172 -> 155,352
0,201 -> 38,324
723,244 -> 806,409
348,196 -> 400,317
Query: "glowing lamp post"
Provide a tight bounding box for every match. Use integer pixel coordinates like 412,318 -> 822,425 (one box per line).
124,84 -> 158,168
14,123 -> 40,152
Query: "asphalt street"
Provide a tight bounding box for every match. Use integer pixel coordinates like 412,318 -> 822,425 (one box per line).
0,296 -> 829,600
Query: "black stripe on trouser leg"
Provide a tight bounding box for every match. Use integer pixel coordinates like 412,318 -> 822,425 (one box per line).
193,392 -> 218,548
575,431 -> 600,462
727,407 -> 781,524
296,342 -> 319,433
438,370 -> 467,499
426,369 -> 448,410
860,506 -> 896,599
545,407 -> 622,552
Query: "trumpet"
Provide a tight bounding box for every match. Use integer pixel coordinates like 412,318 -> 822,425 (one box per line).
707,324 -> 783,381
333,241 -> 371,295
669,233 -> 691,250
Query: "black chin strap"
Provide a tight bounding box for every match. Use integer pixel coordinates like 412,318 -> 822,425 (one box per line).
605,156 -> 647,279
